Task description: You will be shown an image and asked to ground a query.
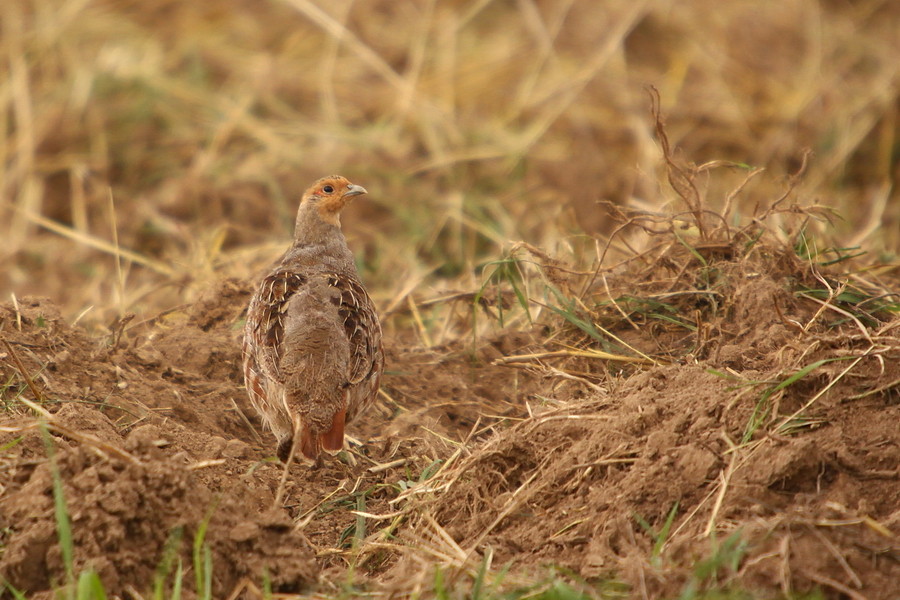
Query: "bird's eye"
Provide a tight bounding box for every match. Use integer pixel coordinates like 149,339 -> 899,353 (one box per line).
322,185 -> 334,194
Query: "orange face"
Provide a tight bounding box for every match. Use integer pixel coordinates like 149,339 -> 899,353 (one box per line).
304,175 -> 368,225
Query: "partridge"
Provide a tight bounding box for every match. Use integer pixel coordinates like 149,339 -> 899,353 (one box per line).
242,175 -> 384,463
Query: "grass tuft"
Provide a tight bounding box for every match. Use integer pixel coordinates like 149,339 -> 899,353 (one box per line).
193,501 -> 218,600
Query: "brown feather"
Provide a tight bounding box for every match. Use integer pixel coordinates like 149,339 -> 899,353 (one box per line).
319,407 -> 347,453
242,175 -> 383,463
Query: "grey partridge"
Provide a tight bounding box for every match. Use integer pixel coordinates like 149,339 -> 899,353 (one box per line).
242,175 -> 384,462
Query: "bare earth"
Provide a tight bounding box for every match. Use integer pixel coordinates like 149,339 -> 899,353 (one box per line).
2,241 -> 898,598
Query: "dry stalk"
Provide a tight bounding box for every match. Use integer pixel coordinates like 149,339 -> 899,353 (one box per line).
720,166 -> 766,225
493,348 -> 655,366
774,350 -> 869,435
294,483 -> 349,530
703,443 -> 738,537
15,207 -> 174,276
805,572 -> 869,600
808,525 -> 863,589
225,577 -> 262,600
444,461 -> 547,587
350,509 -> 405,522
602,272 -> 641,330
229,397 -> 263,444
10,293 -> 23,331
187,459 -> 227,470
778,535 -> 792,596
389,444 -> 466,506
843,376 -> 900,401
367,457 -> 410,474
272,423 -> 301,510
544,365 -> 605,393
1,336 -> 46,406
423,512 -> 467,564
649,86 -> 707,241
4,412 -> 142,467
407,294 -> 433,348
398,516 -> 467,568
799,292 -> 873,344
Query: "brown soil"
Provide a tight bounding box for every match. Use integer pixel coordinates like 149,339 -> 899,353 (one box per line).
2,239 -> 899,599
0,283 -> 548,597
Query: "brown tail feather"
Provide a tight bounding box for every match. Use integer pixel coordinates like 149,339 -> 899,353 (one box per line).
320,408 -> 346,453
299,423 -> 319,460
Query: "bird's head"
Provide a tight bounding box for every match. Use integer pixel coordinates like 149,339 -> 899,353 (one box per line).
300,175 -> 368,227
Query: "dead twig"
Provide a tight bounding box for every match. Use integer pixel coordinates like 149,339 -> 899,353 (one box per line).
1,336 -> 46,406
493,348 -> 657,366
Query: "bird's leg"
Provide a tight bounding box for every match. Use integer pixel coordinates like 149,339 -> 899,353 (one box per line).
272,422 -> 301,510
276,435 -> 294,463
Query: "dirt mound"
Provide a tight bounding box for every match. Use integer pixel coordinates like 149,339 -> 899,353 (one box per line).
385,240 -> 900,598
1,414 -> 317,596
0,289 -> 545,597
413,361 -> 898,596
0,291 -> 319,596
1,219 -> 899,598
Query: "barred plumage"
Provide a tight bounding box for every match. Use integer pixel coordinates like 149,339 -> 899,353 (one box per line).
242,176 -> 383,462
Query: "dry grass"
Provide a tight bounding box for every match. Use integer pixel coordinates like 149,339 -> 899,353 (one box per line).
1,0 -> 899,598
1,0 -> 898,327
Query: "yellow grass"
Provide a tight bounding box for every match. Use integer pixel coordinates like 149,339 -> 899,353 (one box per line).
1,0 -> 897,328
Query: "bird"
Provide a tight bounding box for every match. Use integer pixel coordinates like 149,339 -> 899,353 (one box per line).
242,175 -> 384,463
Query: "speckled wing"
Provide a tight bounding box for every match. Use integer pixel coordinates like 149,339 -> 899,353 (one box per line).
326,273 -> 384,422
242,269 -> 307,431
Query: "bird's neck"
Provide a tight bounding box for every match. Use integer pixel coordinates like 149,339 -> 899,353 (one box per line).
284,209 -> 354,271
293,204 -> 342,242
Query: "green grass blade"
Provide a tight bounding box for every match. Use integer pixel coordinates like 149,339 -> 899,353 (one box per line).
201,546 -> 212,600
419,458 -> 443,482
75,570 -> 107,600
654,502 -> 679,559
433,566 -> 447,600
193,500 -> 218,598
153,527 -> 183,600
772,359 -> 830,391
41,425 -> 75,592
262,568 -> 272,600
170,558 -> 183,600
354,493 -> 367,547
633,512 -> 652,536
545,286 -> 606,343
471,550 -> 490,600
741,358 -> 848,443
672,226 -> 708,266
0,436 -> 22,451
2,578 -> 28,600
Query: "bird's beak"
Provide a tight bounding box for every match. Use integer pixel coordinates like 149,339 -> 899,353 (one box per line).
343,184 -> 367,198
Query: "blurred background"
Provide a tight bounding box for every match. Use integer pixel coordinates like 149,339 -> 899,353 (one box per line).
1,0 -> 898,329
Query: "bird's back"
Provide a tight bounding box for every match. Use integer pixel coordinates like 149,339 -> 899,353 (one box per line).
243,250 -> 383,459
242,174 -> 383,461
